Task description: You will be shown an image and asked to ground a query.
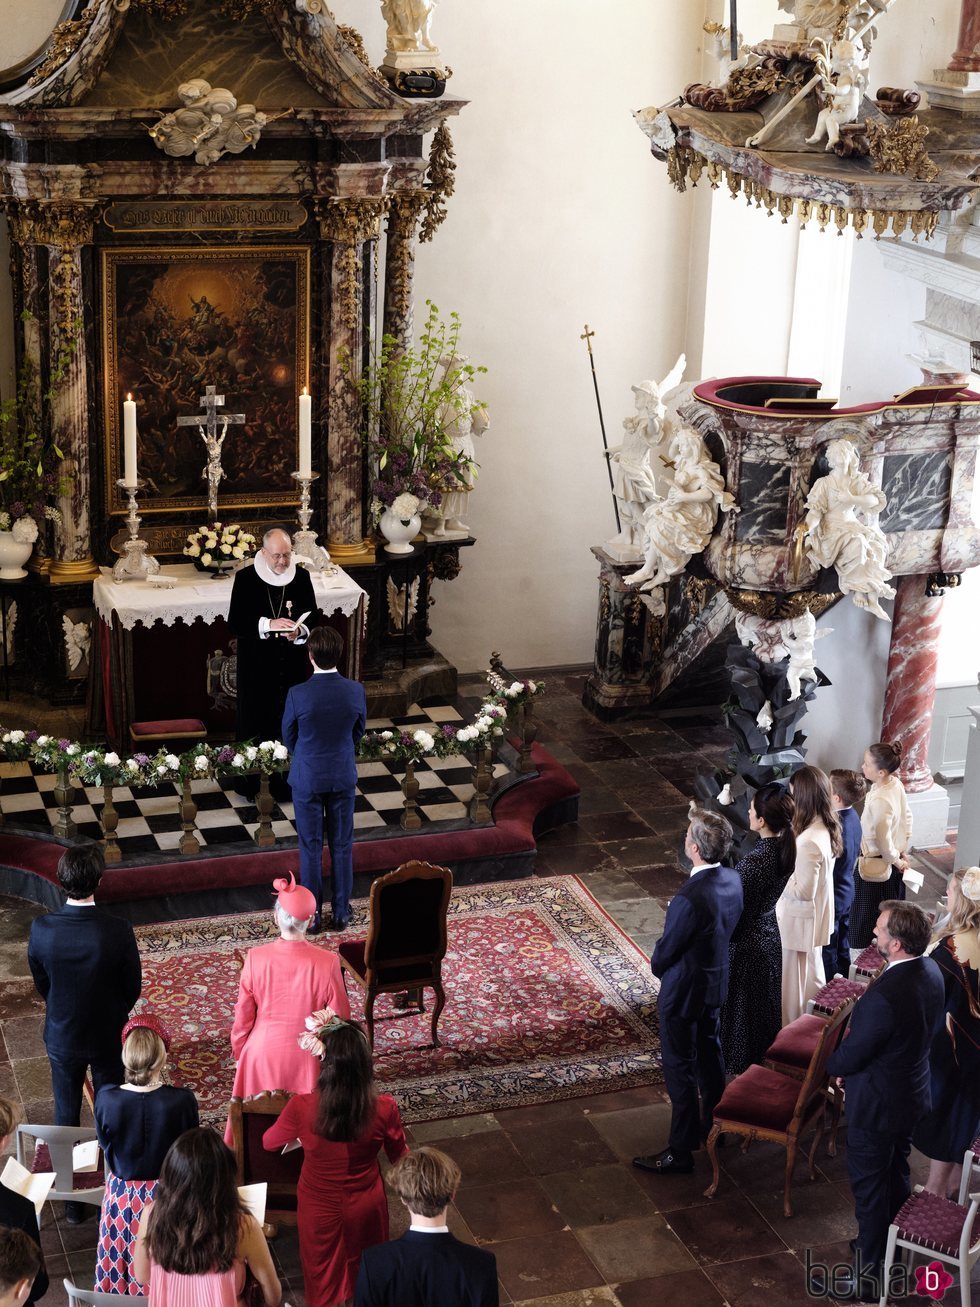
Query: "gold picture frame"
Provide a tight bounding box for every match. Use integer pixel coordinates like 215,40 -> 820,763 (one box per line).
102,245 -> 311,515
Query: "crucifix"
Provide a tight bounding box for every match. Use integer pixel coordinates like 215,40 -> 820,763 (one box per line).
176,384 -> 246,519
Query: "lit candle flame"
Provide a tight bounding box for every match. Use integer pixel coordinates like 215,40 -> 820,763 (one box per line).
126,392 -> 132,401
302,386 -> 309,396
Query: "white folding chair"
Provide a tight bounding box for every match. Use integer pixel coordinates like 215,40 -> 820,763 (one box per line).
15,1123 -> 104,1209
64,1278 -> 146,1306
879,1185 -> 980,1307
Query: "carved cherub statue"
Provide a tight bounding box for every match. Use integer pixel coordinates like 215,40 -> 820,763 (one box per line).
605,355 -> 686,560
624,426 -> 736,596
423,353 -> 489,538
735,609 -> 831,701
381,0 -> 438,53
806,40 -> 868,150
804,437 -> 895,620
149,79 -> 268,167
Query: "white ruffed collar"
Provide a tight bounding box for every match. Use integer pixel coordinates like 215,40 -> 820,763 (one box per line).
253,552 -> 296,587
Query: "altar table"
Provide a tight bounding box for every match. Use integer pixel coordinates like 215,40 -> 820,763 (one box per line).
88,563 -> 367,750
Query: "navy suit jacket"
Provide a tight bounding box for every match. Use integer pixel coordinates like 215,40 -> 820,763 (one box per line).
355,1230 -> 498,1307
27,905 -> 141,1058
282,670 -> 367,795
651,864 -> 743,1019
833,806 -> 862,916
827,954 -> 944,1135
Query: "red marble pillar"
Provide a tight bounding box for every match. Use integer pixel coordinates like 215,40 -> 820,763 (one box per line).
880,574 -> 943,793
950,0 -> 980,71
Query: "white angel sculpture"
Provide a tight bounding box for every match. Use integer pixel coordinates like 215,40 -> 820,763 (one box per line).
62,615 -> 91,673
424,353 -> 489,538
806,40 -> 867,149
735,610 -> 831,701
624,427 -> 736,595
381,0 -> 438,53
605,355 -> 686,561
804,438 -> 895,620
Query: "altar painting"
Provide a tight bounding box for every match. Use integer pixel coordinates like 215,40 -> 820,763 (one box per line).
102,247 -> 310,515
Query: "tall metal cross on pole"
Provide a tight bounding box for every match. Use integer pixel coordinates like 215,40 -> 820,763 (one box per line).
176,384 -> 246,520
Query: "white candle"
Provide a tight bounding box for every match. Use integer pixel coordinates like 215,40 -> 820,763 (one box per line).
123,394 -> 138,486
298,387 -> 312,479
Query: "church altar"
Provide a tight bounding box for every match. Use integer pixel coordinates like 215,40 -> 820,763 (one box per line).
89,563 -> 367,749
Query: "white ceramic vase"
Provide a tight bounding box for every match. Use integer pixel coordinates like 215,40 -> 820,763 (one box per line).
379,508 -> 421,554
0,531 -> 33,579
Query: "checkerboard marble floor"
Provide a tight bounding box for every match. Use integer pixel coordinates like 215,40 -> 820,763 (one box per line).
0,702 -> 507,861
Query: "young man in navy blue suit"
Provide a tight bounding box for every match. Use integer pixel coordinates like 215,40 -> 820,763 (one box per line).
355,1147 -> 498,1307
634,809 -> 743,1175
826,899 -> 944,1302
282,625 -> 367,932
27,844 -> 142,1219
823,768 -> 864,978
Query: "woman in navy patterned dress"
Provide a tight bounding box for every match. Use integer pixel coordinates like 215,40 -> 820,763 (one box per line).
94,1016 -> 198,1295
721,785 -> 797,1075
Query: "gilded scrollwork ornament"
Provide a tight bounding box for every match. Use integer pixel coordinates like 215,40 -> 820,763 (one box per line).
5,200 -> 98,250
866,115 -> 939,182
316,197 -> 387,331
49,250 -> 81,344
28,5 -> 99,86
419,122 -> 456,243
385,191 -> 427,325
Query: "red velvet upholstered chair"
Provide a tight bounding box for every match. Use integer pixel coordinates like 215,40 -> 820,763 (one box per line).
762,996 -> 857,1155
338,860 -> 453,1051
705,1000 -> 852,1217
879,1187 -> 980,1307
228,1091 -> 302,1236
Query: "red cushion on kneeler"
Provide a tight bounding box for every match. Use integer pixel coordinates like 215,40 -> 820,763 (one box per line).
852,945 -> 884,977
131,718 -> 206,737
764,1013 -> 828,1069
713,1064 -> 803,1131
31,1141 -> 105,1189
810,977 -> 864,1015
892,1189 -> 980,1257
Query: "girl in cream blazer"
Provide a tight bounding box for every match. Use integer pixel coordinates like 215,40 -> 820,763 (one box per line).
777,817 -> 834,1024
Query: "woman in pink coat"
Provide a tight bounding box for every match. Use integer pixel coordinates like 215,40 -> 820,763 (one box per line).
224,874 -> 350,1143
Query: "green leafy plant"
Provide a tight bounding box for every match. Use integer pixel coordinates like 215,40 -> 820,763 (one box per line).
346,301 -> 487,520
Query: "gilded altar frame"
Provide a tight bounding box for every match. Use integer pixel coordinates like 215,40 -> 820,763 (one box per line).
101,245 -> 311,516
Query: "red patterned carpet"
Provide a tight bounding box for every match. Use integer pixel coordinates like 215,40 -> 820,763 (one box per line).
135,876 -> 662,1124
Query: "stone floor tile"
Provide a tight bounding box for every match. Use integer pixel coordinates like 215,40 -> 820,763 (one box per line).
578,812 -> 653,842
703,1251 -> 810,1306
626,863 -> 685,897
0,978 -> 44,1017
575,788 -> 629,817
493,1230 -> 604,1302
420,1130 -> 530,1189
2,1013 -> 47,1059
662,1194 -> 786,1266
574,1214 -> 696,1282
587,1103 -> 671,1162
504,1117 -> 616,1176
599,837 -> 677,869
512,1289 -> 621,1307
598,898 -> 666,940
453,1176 -> 566,1243
12,1055 -> 52,1101
614,1267 -> 724,1306
539,1163 -> 656,1229
743,1169 -> 857,1246
408,1112 -> 500,1142
536,823 -> 600,849
533,845 -> 619,878
576,868 -> 648,906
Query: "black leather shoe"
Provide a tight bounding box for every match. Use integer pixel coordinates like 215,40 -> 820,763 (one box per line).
328,915 -> 350,932
64,1202 -> 92,1226
632,1149 -> 694,1174
829,1271 -> 878,1303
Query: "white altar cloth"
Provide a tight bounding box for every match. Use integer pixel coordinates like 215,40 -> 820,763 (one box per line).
93,562 -> 366,631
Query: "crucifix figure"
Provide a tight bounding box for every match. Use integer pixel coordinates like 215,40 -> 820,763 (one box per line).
176,384 -> 246,519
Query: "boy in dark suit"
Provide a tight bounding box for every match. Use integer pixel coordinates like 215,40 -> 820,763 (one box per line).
282,625 -> 367,932
27,844 -> 142,1219
355,1147 -> 498,1307
0,1229 -> 41,1307
634,810 -> 743,1175
823,768 -> 864,978
826,900 -> 944,1302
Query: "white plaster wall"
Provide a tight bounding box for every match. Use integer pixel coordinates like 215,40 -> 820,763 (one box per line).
331,0 -> 707,671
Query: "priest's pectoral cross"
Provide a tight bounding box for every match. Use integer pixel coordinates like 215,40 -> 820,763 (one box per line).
176,384 -> 246,520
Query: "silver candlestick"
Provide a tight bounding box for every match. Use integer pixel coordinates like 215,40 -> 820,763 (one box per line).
291,471 -> 335,572
112,480 -> 161,583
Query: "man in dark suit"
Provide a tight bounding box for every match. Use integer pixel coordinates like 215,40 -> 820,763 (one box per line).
634,809 -> 742,1175
827,899 -> 944,1302
355,1147 -> 498,1307
27,844 -> 142,1220
823,768 -> 864,978
282,625 -> 367,932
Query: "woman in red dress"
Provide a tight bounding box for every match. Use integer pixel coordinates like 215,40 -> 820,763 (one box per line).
262,1018 -> 408,1307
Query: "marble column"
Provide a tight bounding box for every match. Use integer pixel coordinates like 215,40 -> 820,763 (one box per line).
315,196 -> 386,559
382,191 -> 426,350
880,573 -> 950,847
950,0 -> 980,71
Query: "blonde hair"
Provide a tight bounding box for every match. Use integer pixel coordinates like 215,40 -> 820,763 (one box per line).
940,868 -> 980,940
0,1097 -> 20,1139
388,1147 -> 461,1217
123,1027 -> 167,1086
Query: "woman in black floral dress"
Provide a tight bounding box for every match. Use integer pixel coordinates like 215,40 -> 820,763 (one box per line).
721,784 -> 797,1075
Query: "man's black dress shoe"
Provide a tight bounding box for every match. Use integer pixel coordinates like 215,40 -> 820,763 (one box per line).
328,915 -> 350,932
632,1149 -> 694,1174
64,1202 -> 92,1226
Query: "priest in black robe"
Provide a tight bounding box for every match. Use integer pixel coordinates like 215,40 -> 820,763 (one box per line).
228,527 -> 319,793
